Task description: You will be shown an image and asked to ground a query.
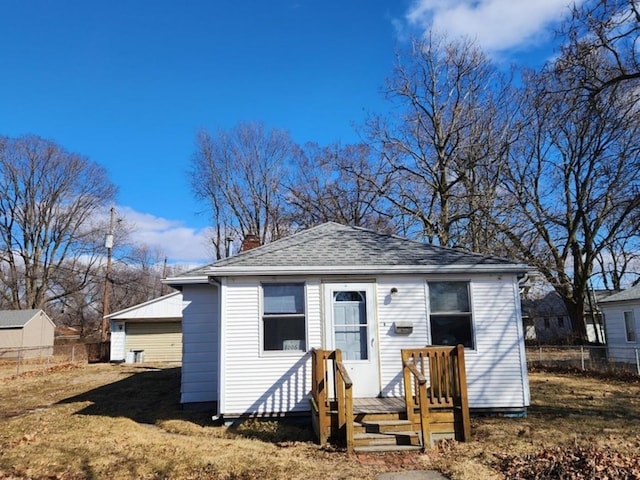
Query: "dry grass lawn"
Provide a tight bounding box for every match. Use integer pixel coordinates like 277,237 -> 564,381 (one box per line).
0,363 -> 639,479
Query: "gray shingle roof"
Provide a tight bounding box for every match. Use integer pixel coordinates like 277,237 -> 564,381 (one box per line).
216,222 -> 518,267
0,309 -> 41,328
167,222 -> 528,283
599,285 -> 640,303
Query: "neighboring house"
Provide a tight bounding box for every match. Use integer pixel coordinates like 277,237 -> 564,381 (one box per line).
521,291 -> 574,343
165,222 -> 531,419
107,291 -> 184,363
599,285 -> 640,365
521,288 -> 609,344
0,309 -> 55,358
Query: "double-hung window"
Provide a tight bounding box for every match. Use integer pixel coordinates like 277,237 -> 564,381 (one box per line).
428,281 -> 474,349
262,283 -> 306,352
624,311 -> 636,342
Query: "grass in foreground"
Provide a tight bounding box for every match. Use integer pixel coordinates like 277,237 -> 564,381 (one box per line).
0,363 -> 639,479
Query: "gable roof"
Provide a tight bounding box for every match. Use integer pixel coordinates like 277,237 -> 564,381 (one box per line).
0,309 -> 48,328
599,285 -> 640,304
166,223 -> 529,284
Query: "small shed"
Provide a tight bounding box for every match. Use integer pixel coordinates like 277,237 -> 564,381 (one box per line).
599,285 -> 640,366
107,291 -> 184,363
0,309 -> 55,358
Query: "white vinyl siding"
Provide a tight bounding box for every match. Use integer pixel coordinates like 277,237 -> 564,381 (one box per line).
603,305 -> 640,363
464,278 -> 529,409
183,273 -> 529,413
125,322 -> 182,362
377,277 -> 429,397
180,284 -> 220,404
221,277 -> 321,416
376,275 -> 528,410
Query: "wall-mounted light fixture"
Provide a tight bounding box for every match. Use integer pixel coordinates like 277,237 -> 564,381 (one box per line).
390,287 -> 399,296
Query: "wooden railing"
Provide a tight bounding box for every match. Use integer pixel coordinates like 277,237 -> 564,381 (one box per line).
401,354 -> 431,450
311,348 -> 354,452
401,345 -> 471,444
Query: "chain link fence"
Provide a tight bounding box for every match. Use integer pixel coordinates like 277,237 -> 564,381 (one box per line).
526,345 -> 640,376
0,342 -> 110,378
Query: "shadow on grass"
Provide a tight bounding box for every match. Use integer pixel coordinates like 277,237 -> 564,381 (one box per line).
56,365 -> 213,427
56,366 -> 316,444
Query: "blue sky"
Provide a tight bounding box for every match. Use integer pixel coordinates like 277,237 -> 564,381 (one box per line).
0,0 -> 578,265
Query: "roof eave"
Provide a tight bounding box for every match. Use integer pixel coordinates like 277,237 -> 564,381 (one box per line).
163,276 -> 209,286
202,264 -> 530,277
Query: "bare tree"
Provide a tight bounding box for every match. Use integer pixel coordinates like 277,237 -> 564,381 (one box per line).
0,135 -> 116,310
287,142 -> 396,232
594,221 -> 640,290
561,0 -> 640,96
190,122 -> 297,256
367,33 -> 515,251
498,64 -> 640,341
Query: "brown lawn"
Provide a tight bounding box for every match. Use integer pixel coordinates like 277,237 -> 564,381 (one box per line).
0,363 -> 639,479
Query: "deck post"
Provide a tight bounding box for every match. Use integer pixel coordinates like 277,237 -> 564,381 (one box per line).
312,349 -> 330,445
401,349 -> 415,424
455,344 -> 471,441
335,349 -> 346,438
417,370 -> 431,449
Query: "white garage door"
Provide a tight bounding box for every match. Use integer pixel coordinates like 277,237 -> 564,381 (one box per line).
126,322 -> 182,363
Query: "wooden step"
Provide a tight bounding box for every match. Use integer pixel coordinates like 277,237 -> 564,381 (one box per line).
354,419 -> 414,434
353,430 -> 422,447
353,411 -> 408,422
354,444 -> 423,453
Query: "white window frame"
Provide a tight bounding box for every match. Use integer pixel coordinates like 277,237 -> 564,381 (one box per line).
260,281 -> 307,355
427,281 -> 475,349
624,311 -> 637,343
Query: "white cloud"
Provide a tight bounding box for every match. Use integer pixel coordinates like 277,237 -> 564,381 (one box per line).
117,206 -> 214,266
405,0 -> 579,54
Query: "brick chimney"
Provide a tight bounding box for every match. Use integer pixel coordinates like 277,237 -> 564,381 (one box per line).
240,233 -> 261,252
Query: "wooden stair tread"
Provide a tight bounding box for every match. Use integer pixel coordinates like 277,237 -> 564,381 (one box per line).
354,444 -> 423,453
354,431 -> 419,439
357,419 -> 412,426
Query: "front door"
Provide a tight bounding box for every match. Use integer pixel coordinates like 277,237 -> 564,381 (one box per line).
323,282 -> 379,397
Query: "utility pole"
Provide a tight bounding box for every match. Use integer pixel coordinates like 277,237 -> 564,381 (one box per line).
101,207 -> 115,343
160,256 -> 168,296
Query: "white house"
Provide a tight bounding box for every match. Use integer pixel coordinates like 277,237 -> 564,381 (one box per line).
599,285 -> 640,366
165,222 -> 531,418
107,291 -> 184,363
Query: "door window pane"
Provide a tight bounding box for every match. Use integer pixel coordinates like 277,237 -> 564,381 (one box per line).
333,290 -> 367,360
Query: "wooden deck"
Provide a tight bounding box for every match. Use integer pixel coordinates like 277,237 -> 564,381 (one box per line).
311,346 -> 470,452
353,397 -> 405,414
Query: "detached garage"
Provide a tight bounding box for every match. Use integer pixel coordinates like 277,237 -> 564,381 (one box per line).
108,291 -> 184,363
